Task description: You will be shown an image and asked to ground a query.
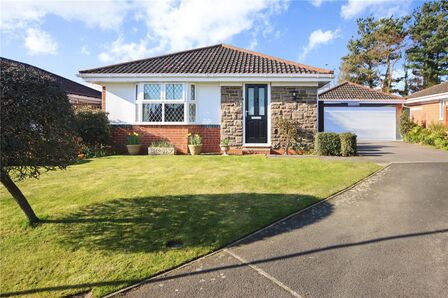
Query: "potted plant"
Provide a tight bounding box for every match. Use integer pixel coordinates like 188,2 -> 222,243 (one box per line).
127,132 -> 141,155
187,133 -> 202,155
220,138 -> 230,155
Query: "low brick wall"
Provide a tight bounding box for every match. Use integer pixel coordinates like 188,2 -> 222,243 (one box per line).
111,125 -> 220,154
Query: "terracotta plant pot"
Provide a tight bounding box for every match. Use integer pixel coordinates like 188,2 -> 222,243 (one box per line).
220,145 -> 230,156
188,144 -> 202,155
126,144 -> 141,155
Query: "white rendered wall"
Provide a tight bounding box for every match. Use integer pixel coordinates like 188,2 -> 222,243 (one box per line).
195,84 -> 220,125
104,83 -> 136,124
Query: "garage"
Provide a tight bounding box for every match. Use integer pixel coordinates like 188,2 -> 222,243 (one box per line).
324,106 -> 396,140
318,82 -> 404,141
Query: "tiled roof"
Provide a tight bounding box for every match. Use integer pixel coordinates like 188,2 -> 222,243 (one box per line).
1,57 -> 101,99
407,81 -> 448,99
79,44 -> 333,75
319,81 -> 403,101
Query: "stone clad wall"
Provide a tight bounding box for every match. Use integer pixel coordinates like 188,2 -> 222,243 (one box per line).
271,86 -> 318,149
221,86 -> 243,147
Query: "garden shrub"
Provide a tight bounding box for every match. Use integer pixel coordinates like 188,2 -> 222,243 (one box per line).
314,132 -> 341,156
340,133 -> 357,156
403,122 -> 448,151
399,109 -> 415,137
75,108 -> 111,157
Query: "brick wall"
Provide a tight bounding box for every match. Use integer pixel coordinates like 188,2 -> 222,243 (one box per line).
111,125 -> 220,154
221,86 -> 243,147
271,86 -> 318,148
410,102 -> 447,127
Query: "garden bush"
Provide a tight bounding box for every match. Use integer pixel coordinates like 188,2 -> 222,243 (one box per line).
403,122 -> 448,151
340,133 -> 357,156
75,108 -> 111,158
314,132 -> 341,156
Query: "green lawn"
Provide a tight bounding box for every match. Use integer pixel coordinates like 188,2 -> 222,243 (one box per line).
0,156 -> 380,297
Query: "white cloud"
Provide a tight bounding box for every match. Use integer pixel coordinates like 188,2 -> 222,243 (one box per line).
310,0 -> 323,7
98,0 -> 289,62
80,45 -> 90,55
300,29 -> 340,60
1,0 -> 290,63
341,0 -> 412,20
24,28 -> 58,56
0,0 -> 128,31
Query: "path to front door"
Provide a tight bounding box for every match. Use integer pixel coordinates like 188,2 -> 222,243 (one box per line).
245,84 -> 268,144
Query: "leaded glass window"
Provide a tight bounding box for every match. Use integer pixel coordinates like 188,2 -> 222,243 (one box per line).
165,104 -> 184,122
144,84 -> 161,100
191,85 -> 196,101
166,84 -> 183,100
189,103 -> 196,122
142,104 -> 162,122
140,83 -> 198,123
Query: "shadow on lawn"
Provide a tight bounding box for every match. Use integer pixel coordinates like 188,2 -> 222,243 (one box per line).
44,193 -> 332,253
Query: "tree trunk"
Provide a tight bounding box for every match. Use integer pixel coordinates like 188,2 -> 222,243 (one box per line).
0,171 -> 39,224
383,54 -> 391,93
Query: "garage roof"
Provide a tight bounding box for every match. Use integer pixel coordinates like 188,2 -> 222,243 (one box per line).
319,81 -> 403,102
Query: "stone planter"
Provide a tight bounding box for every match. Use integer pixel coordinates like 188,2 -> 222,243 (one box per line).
126,144 -> 141,155
148,147 -> 176,155
188,144 -> 202,155
220,145 -> 230,156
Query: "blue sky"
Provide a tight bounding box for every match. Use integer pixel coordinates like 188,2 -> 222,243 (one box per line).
0,0 -> 423,85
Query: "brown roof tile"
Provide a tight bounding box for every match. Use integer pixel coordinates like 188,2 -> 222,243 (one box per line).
319,81 -> 403,101
79,44 -> 333,75
406,81 -> 448,99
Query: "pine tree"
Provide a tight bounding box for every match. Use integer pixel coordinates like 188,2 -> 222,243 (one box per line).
374,17 -> 408,93
406,0 -> 448,92
340,17 -> 382,88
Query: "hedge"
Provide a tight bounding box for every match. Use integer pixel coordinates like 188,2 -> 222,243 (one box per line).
314,132 -> 341,156
340,133 -> 357,156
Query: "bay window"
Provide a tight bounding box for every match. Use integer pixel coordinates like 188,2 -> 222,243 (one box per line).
139,83 -> 196,123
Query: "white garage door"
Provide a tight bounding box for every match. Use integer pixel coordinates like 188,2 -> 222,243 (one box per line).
324,106 -> 396,140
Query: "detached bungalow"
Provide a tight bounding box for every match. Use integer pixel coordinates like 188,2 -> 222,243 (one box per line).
406,81 -> 448,127
79,44 -> 333,154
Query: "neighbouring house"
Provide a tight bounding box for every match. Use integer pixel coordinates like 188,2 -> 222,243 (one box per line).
78,44 -> 334,154
318,81 -> 405,140
1,57 -> 101,109
405,81 -> 448,127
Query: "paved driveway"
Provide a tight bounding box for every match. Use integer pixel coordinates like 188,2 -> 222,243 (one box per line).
114,162 -> 448,298
357,141 -> 448,165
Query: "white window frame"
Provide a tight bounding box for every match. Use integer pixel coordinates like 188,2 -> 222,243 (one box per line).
137,83 -> 196,124
439,100 -> 445,120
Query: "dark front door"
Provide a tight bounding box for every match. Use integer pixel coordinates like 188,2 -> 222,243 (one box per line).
245,84 -> 268,143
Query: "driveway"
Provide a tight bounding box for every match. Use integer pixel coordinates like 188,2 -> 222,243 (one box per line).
357,141 -> 448,165
113,162 -> 448,298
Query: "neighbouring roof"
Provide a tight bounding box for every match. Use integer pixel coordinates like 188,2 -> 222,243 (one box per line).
79,44 -> 333,75
1,57 -> 101,100
407,81 -> 448,99
319,81 -> 403,102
